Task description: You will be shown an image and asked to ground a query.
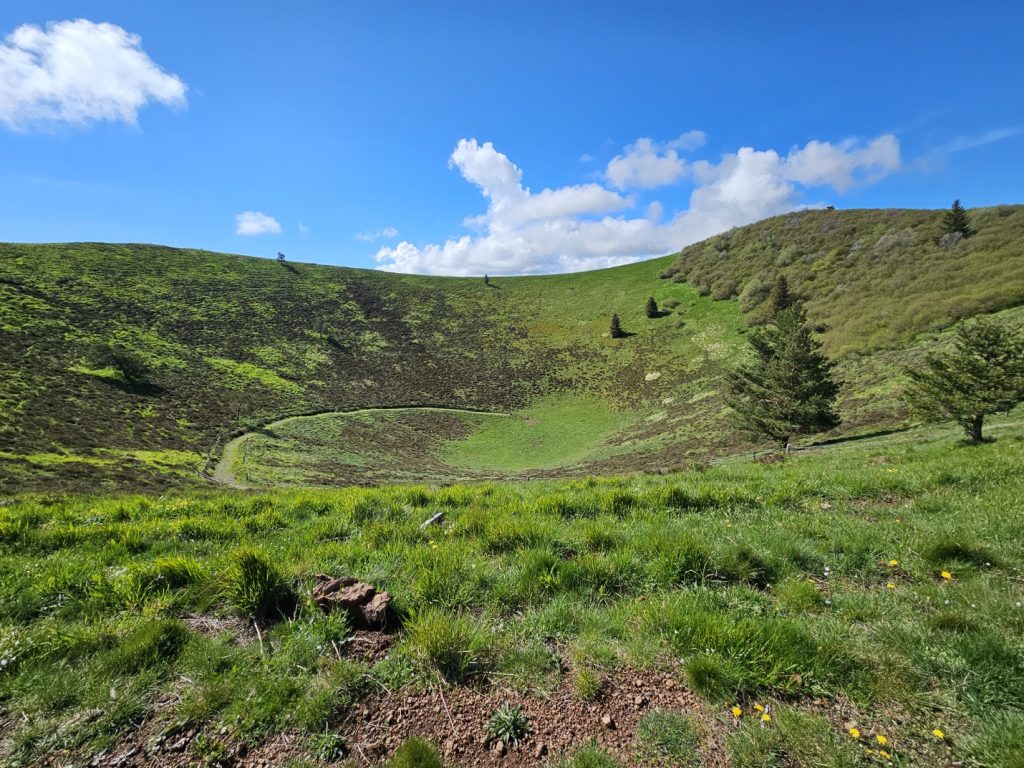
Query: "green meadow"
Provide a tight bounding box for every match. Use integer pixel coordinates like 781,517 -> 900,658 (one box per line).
1,420 -> 1023,766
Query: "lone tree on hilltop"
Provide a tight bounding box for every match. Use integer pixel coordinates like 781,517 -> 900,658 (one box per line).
609,313 -> 625,338
484,274 -> 490,286
727,300 -> 841,453
905,317 -> 1024,443
942,200 -> 974,239
276,252 -> 286,262
645,297 -> 659,318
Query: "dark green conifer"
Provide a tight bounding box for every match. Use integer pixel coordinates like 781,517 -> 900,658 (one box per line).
645,297 -> 659,318
905,318 -> 1024,442
941,199 -> 974,238
727,300 -> 840,452
769,275 -> 795,316
609,314 -> 625,338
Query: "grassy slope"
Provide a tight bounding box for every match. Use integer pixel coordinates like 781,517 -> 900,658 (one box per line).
1,420 -> 1022,767
2,204 -> 1023,491
663,205 -> 1024,355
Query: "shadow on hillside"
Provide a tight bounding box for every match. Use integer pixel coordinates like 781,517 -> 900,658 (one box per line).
807,426 -> 907,448
99,378 -> 164,396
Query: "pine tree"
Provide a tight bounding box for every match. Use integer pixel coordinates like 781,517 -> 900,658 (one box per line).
942,200 -> 974,238
484,274 -> 490,285
645,297 -> 659,318
768,275 -> 795,316
609,314 -> 625,338
905,317 -> 1024,442
727,301 -> 841,452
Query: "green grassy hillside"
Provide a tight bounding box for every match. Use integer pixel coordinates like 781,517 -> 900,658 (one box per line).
2,205 -> 1023,492
663,205 -> 1024,355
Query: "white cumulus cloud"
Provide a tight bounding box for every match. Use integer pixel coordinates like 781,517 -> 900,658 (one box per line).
235,211 -> 282,236
0,18 -> 186,130
783,135 -> 900,192
606,130 -> 707,189
375,134 -> 900,276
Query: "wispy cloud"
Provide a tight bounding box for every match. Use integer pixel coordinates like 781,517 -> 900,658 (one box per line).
0,19 -> 186,130
235,211 -> 282,236
930,127 -> 1023,155
355,227 -> 399,242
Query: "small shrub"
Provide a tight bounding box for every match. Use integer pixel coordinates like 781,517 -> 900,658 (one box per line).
636,710 -> 701,766
404,608 -> 491,682
712,278 -> 739,300
222,549 -> 292,622
485,704 -> 532,747
386,737 -> 444,768
307,731 -> 347,762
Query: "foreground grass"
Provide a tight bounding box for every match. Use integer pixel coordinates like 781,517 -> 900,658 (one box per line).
1,429 -> 1022,766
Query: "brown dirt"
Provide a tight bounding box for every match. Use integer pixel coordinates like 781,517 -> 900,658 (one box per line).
341,666 -> 727,767
38,664 -> 727,768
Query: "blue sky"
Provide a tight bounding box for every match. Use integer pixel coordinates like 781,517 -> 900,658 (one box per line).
1,2 -> 1021,274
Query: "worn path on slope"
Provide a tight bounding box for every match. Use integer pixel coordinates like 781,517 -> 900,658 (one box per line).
211,406 -> 512,488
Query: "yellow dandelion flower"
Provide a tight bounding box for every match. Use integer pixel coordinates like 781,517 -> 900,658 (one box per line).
932,728 -> 945,739
888,559 -> 899,566
849,727 -> 861,739
761,713 -> 771,722
876,734 -> 888,745
880,749 -> 891,760
886,582 -> 897,589
753,704 -> 764,712
941,571 -> 952,580
731,706 -> 742,717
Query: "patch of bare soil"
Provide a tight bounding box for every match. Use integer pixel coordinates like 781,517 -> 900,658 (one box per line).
343,667 -> 726,767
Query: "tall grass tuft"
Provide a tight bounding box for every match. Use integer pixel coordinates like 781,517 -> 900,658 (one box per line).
404,608 -> 492,682
222,549 -> 292,622
386,737 -> 444,768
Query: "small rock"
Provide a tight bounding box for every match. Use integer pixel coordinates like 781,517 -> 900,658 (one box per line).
236,743 -> 248,758
444,739 -> 455,755
534,743 -> 548,758
420,512 -> 445,529
634,695 -> 648,707
493,741 -> 506,756
601,714 -> 616,730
